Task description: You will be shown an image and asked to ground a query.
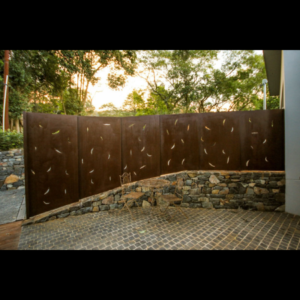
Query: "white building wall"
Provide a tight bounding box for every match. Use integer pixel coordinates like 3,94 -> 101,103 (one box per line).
283,50 -> 300,215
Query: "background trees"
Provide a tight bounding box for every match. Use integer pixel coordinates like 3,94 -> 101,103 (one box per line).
0,50 -> 137,131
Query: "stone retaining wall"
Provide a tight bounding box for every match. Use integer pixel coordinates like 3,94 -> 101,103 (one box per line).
22,170 -> 285,225
0,149 -> 25,191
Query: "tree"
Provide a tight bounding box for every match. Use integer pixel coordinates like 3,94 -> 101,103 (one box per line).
137,50 -> 274,113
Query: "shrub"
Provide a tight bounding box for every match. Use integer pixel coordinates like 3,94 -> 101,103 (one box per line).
0,128 -> 23,150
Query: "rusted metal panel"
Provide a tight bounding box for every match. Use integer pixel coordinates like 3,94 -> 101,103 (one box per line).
199,111 -> 241,170
78,116 -> 122,198
121,115 -> 160,182
239,109 -> 284,170
24,112 -> 79,218
160,114 -> 200,174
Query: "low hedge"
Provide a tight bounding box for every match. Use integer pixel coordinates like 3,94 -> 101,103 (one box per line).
0,128 -> 23,151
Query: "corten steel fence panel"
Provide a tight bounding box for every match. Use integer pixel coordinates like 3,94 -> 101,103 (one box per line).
121,115 -> 160,181
160,114 -> 200,174
239,109 -> 284,170
199,111 -> 241,170
78,116 -> 122,199
24,112 -> 79,218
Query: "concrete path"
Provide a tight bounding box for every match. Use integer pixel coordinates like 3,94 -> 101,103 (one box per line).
18,207 -> 300,250
0,189 -> 26,226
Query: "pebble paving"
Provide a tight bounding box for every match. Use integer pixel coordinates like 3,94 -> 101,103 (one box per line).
18,207 -> 300,250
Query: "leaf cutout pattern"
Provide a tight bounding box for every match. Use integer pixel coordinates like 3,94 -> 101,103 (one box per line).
124,165 -> 127,170
168,159 -> 171,165
52,130 -> 60,135
39,125 -> 43,128
54,148 -> 62,154
181,139 -> 184,143
91,148 -> 94,154
147,153 -> 152,157
128,124 -> 134,128
143,124 -> 146,130
43,201 -> 50,205
222,150 -> 225,154
166,130 -> 169,135
187,125 -> 190,131
31,170 -> 35,175
265,157 -> 268,162
104,124 -> 110,126
89,170 -> 94,173
246,160 -> 250,166
208,163 -> 215,167
175,119 -> 178,125
231,127 -> 234,132
227,156 -> 230,164
205,126 -> 210,130
141,147 -> 145,152
47,167 -> 51,172
171,144 -> 175,149
181,158 -> 185,165
44,188 -> 50,195
140,165 -> 146,169
65,170 -> 69,175
204,148 -> 208,155
263,139 -> 267,144
91,179 -> 94,184
223,119 -> 226,125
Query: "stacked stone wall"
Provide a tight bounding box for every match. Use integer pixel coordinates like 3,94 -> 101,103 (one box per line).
0,149 -> 25,191
23,170 -> 285,225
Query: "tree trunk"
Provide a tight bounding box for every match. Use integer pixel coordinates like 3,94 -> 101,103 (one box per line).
16,119 -> 20,133
10,118 -> 14,131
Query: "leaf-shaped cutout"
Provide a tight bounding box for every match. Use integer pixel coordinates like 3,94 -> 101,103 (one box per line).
166,130 -> 169,135
204,148 -> 208,155
212,142 -> 216,146
171,144 -> 175,149
47,167 -> 51,172
124,165 -> 127,170
263,139 -> 267,144
222,150 -> 225,154
104,124 -> 110,126
227,156 -> 230,164
141,147 -> 145,152
100,136 -> 103,140
140,165 -> 146,169
181,158 -> 185,165
91,148 -> 94,154
252,132 -> 258,134
108,154 -> 110,159
246,160 -> 250,166
65,170 -> 69,175
265,157 -> 268,162
35,147 -> 37,151
175,119 -> 178,125
231,127 -> 234,132
249,118 -> 251,123
39,125 -> 43,128
187,125 -> 190,131
147,153 -> 152,157
82,159 -> 83,164
31,170 -> 35,175
208,163 -> 215,168
109,176 -> 111,181
65,189 -> 67,194
54,148 -> 62,154
138,137 -> 141,141
201,137 -> 204,142
91,179 -> 94,184
89,170 -> 94,173
52,130 -> 60,135
271,121 -> 274,127
128,124 -> 134,128
67,138 -> 71,143
143,124 -> 146,130
205,126 -> 210,130
87,127 -> 89,132
44,188 -> 50,195
167,159 -> 171,165
133,172 -> 137,175
181,139 -> 184,143
130,150 -> 132,156
223,119 -> 226,125
251,146 -> 253,149
43,201 -> 50,205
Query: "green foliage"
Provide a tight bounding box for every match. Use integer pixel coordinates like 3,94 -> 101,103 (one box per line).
137,50 -> 276,114
0,128 -> 23,150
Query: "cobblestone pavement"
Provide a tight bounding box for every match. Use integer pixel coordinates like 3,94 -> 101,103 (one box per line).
0,189 -> 25,225
18,207 -> 300,250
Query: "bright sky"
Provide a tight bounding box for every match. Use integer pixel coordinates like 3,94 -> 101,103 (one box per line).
90,50 -> 263,111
